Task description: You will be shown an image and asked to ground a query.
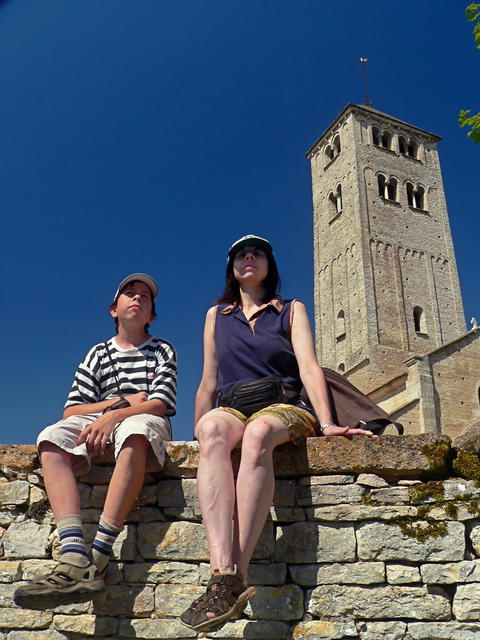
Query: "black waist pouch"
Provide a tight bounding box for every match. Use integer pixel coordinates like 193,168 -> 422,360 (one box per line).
219,377 -> 284,417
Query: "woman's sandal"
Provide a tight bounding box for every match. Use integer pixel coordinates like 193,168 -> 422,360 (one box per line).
180,567 -> 256,633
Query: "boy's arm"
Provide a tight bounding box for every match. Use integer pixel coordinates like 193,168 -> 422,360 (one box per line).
76,397 -> 168,455
63,392 -> 148,418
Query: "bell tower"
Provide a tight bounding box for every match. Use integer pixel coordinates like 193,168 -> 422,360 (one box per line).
307,104 -> 465,392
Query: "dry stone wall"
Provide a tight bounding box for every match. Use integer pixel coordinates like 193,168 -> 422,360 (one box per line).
1,436 -> 480,640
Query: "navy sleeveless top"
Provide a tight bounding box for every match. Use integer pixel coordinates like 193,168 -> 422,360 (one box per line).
214,299 -> 303,401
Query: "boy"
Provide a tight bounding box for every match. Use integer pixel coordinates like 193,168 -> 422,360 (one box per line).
14,273 -> 177,608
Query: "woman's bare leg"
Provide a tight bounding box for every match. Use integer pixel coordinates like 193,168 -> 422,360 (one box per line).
195,410 -> 245,574
233,417 -> 290,579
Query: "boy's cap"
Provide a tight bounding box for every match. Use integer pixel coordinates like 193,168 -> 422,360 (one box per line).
227,234 -> 272,259
113,273 -> 159,302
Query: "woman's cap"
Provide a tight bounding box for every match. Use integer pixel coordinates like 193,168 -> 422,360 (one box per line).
113,273 -> 159,302
227,234 -> 273,259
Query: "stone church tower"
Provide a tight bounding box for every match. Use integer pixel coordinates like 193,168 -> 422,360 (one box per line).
307,104 -> 479,435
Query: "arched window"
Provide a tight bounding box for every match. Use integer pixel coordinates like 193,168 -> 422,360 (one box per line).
413,306 -> 427,333
325,145 -> 334,163
407,140 -> 418,159
338,363 -> 345,373
336,310 -> 346,340
386,177 -> 398,201
378,174 -> 386,198
335,184 -> 342,213
399,136 -> 407,154
381,131 -> 392,150
414,185 -> 425,210
406,182 -> 414,207
372,126 -> 381,146
333,135 -> 341,156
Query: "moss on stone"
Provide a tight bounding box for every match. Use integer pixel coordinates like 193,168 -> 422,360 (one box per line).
409,481 -> 445,504
467,498 -> 480,517
443,501 -> 459,519
452,449 -> 480,481
397,519 -> 448,543
419,440 -> 451,481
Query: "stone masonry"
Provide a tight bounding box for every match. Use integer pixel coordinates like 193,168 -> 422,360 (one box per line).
2,435 -> 480,639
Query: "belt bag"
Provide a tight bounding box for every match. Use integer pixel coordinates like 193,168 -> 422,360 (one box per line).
219,376 -> 284,417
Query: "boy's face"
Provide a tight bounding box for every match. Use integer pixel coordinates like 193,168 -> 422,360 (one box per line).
110,281 -> 154,328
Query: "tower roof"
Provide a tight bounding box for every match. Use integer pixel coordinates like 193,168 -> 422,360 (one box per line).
306,104 -> 442,158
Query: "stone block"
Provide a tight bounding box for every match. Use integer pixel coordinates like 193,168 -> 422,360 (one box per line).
0,561 -> 21,582
7,631 -> 65,640
356,473 -> 389,487
154,583 -> 204,617
137,521 -> 209,561
0,608 -> 52,628
307,504 -> 417,521
246,584 -> 303,621
297,483 -> 365,506
252,523 -> 275,560
92,584 -> 154,616
299,474 -> 356,485
0,509 -> 16,527
444,479 -> 480,500
293,619 -> 357,638
53,614 -> 118,635
469,524 -> 480,555
205,619 -> 290,638
269,506 -> 305,521
408,621 -> 480,639
79,464 -> 113,484
112,524 -> 137,561
124,560 -> 200,584
421,560 -> 480,584
126,506 -> 166,522
357,621 -> 407,639
157,478 -> 198,508
289,562 -> 384,586
0,445 -> 38,473
2,521 -> 51,558
386,564 -> 421,584
163,506 -> 202,520
275,522 -> 356,563
0,481 -> 29,506
0,583 -> 15,607
357,521 -> 465,561
272,480 -> 295,507
119,617 -> 197,638
452,583 -> 480,620
308,585 -> 450,620
21,559 -> 57,580
369,486 -> 410,503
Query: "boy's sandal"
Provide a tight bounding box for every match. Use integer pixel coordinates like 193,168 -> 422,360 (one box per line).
188,568 -> 256,633
13,562 -> 105,609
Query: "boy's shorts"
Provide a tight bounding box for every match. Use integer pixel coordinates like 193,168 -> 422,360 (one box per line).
37,413 -> 172,476
216,403 -> 318,440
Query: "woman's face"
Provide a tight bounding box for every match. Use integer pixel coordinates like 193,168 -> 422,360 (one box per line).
232,244 -> 269,285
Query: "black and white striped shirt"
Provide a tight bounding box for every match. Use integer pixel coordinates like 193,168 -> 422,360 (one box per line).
64,336 -> 177,416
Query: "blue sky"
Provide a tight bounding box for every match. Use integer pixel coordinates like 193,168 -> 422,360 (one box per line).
2,1 -> 479,444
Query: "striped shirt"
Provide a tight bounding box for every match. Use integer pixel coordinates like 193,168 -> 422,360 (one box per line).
64,336 -> 177,416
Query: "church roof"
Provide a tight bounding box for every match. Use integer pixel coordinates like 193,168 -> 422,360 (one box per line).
306,103 -> 442,157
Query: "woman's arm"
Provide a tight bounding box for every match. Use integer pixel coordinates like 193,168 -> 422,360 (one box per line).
194,306 -> 219,428
291,301 -> 374,437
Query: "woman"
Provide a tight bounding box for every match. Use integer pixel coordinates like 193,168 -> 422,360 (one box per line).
180,234 -> 376,633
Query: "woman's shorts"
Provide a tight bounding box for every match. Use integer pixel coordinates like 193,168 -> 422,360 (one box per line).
216,403 -> 318,439
37,413 -> 172,476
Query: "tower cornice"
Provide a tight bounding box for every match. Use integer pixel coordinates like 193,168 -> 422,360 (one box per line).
306,104 -> 441,158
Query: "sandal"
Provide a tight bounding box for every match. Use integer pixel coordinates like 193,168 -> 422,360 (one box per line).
184,566 -> 256,633
13,562 -> 105,609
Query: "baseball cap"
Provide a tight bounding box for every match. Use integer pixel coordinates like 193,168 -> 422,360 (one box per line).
227,234 -> 273,260
112,273 -> 158,302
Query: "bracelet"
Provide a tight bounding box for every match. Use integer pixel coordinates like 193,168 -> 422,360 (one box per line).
319,422 -> 335,434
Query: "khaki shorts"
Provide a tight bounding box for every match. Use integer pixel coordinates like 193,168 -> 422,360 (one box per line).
216,403 -> 318,439
37,413 -> 172,476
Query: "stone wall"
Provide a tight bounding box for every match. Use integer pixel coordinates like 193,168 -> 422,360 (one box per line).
2,435 -> 480,639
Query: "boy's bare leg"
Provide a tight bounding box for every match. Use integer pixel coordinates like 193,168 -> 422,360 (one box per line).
101,434 -> 149,526
39,442 -> 81,518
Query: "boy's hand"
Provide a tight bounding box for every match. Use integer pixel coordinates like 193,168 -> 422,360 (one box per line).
125,392 -> 148,406
77,413 -> 120,456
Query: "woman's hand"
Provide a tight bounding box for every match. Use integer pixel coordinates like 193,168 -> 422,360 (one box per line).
322,424 -> 377,438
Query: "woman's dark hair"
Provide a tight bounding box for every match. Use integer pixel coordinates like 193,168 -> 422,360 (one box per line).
111,281 -> 157,333
216,249 -> 281,305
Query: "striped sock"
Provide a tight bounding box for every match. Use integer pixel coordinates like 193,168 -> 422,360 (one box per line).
57,514 -> 90,568
91,516 -> 122,573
